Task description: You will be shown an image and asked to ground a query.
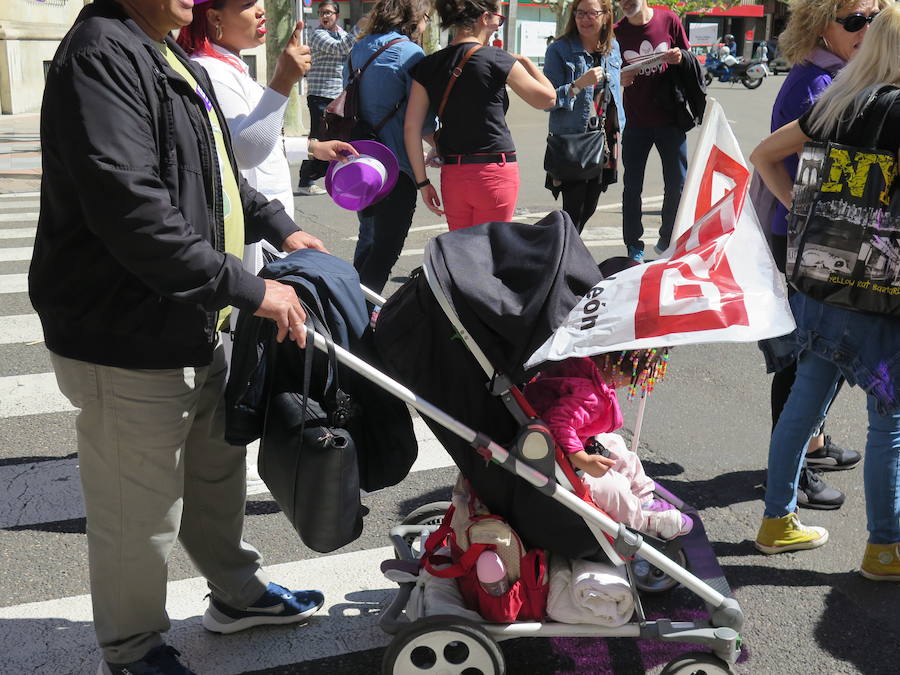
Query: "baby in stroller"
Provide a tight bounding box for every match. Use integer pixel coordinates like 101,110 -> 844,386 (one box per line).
524,347 -> 693,541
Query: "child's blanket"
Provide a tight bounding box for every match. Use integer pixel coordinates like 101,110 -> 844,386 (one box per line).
547,555 -> 635,626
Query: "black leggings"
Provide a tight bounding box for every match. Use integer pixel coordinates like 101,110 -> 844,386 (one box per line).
561,177 -> 605,234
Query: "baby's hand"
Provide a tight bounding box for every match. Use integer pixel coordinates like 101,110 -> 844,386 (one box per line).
570,450 -> 616,478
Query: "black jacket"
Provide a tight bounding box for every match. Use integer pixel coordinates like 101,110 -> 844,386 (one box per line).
655,49 -> 706,133
29,0 -> 299,368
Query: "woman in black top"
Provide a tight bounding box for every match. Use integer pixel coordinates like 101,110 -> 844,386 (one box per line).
750,4 -> 900,579
403,0 -> 555,230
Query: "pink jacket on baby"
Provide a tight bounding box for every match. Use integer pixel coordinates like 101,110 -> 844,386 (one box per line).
523,357 -> 623,455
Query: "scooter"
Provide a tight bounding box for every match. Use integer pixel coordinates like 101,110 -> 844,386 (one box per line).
704,54 -> 767,90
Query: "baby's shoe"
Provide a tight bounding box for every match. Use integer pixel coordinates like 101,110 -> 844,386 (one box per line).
643,497 -> 677,512
860,542 -> 900,581
643,509 -> 693,540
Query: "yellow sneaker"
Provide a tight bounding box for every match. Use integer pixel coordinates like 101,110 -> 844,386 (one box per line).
755,513 -> 829,554
860,542 -> 900,581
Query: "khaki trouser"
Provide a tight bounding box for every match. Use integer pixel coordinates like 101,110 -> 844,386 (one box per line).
51,344 -> 269,664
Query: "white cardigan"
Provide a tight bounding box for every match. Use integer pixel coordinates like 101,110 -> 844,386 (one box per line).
192,45 -> 308,272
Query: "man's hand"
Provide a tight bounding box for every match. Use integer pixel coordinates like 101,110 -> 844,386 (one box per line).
662,48 -> 683,65
254,279 -> 307,347
270,22 -> 312,96
309,139 -> 359,163
282,230 -> 328,253
569,449 -> 616,478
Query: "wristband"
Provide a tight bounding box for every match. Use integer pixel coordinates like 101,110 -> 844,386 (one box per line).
416,178 -> 431,189
570,84 -> 582,97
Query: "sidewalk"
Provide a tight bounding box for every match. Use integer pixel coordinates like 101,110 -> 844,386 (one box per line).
0,113 -> 41,194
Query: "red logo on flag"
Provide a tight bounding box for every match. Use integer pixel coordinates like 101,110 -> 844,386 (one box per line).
634,145 -> 751,338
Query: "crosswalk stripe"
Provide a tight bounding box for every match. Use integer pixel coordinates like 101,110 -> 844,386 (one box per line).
0,228 -> 35,239
0,313 -> 42,344
0,191 -> 39,199
0,212 -> 37,222
0,200 -> 39,211
0,418 -> 452,528
0,246 -> 33,262
0,273 -> 27,293
0,546 -> 397,674
0,372 -> 73,417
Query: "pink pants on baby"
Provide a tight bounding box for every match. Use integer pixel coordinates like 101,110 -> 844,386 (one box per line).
581,433 -> 656,530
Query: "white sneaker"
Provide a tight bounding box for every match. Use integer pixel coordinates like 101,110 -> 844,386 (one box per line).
643,509 -> 693,540
246,464 -> 267,495
296,184 -> 326,196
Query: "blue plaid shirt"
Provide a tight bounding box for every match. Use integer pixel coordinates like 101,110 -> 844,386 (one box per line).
307,27 -> 355,98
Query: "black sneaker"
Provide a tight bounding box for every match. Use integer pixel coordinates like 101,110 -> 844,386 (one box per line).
98,645 -> 196,675
797,467 -> 845,510
202,583 -> 324,634
806,436 -> 861,471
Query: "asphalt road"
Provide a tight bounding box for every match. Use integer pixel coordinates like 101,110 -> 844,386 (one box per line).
1,73 -> 897,674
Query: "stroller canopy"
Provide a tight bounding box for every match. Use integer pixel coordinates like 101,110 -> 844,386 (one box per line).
425,211 -> 601,383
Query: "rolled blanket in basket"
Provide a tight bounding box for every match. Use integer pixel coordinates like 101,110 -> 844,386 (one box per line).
547,556 -> 634,627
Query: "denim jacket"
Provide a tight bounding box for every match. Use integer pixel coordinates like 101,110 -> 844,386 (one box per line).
345,31 -> 436,178
543,35 -> 625,134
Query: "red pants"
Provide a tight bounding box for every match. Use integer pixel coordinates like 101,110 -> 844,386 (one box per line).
440,161 -> 520,231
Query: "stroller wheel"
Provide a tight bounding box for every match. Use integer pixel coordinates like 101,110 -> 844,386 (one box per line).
630,546 -> 688,594
398,501 -> 452,558
382,615 -> 505,675
661,650 -> 735,674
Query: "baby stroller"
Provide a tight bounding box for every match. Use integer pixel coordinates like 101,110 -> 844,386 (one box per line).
306,212 -> 744,673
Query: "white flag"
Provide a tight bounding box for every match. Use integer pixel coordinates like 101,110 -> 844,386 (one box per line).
527,100 -> 795,368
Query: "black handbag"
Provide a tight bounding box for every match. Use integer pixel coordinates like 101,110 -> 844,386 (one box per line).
786,87 -> 900,316
259,317 -> 364,553
544,75 -> 610,182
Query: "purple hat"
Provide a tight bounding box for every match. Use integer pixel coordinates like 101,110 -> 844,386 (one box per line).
325,140 -> 399,211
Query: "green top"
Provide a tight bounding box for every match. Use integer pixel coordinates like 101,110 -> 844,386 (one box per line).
160,43 -> 245,328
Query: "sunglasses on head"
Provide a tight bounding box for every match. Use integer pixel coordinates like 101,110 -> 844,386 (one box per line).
835,11 -> 879,32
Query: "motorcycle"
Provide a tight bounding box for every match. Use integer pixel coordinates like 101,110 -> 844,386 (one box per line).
703,55 -> 767,90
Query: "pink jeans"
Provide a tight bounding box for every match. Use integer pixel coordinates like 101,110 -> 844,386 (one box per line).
440,161 -> 520,231
582,433 -> 656,530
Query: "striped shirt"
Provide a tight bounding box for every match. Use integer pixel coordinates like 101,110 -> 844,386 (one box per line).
307,27 -> 355,98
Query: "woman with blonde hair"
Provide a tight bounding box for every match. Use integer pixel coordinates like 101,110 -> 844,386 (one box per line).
542,0 -> 624,233
755,0 -> 889,510
750,4 -> 900,581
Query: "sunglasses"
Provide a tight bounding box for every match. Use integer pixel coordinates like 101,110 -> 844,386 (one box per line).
489,12 -> 507,27
834,11 -> 879,32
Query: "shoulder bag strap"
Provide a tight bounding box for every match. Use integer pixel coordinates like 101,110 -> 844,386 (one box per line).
863,87 -> 900,149
351,37 -> 408,78
437,44 -> 483,119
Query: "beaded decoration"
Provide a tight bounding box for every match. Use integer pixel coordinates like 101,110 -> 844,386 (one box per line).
596,347 -> 670,400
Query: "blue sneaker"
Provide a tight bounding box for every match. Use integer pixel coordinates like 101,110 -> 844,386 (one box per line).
98,645 -> 196,675
627,245 -> 644,263
202,583 -> 324,634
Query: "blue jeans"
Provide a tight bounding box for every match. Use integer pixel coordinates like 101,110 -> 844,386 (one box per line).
621,125 -> 687,251
765,350 -> 900,544
353,172 -> 417,294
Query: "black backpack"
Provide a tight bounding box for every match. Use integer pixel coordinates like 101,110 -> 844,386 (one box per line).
321,38 -> 407,142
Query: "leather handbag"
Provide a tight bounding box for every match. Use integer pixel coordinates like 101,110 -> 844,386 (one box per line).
786,87 -> 900,316
259,316 -> 364,553
544,77 -> 611,182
